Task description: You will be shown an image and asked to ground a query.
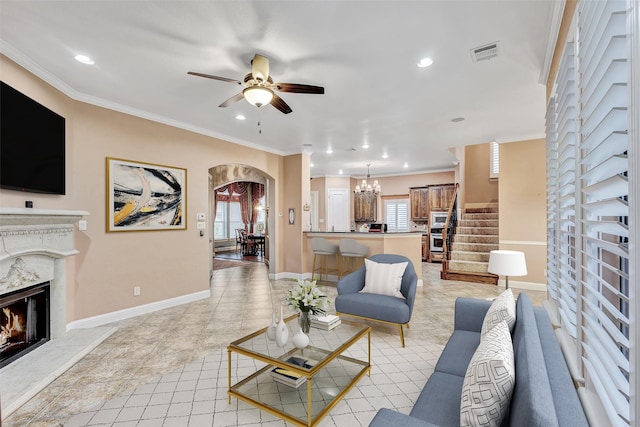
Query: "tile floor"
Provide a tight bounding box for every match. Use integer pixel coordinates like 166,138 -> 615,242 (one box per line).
2,262 -> 546,426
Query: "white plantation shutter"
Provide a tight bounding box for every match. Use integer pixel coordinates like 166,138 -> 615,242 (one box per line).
577,0 -> 630,424
490,140 -> 500,178
385,199 -> 409,232
546,1 -> 633,425
547,41 -> 580,339
546,95 -> 559,301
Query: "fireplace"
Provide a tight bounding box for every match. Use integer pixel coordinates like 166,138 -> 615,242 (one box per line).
0,282 -> 50,368
0,208 -> 87,367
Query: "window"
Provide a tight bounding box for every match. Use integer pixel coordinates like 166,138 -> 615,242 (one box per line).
385,199 -> 409,232
545,1 -> 634,425
490,140 -> 500,179
214,201 -> 243,240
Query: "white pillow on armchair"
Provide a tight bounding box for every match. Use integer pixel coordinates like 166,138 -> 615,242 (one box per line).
359,258 -> 408,299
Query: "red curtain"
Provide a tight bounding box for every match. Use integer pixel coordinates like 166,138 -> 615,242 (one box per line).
215,182 -> 251,229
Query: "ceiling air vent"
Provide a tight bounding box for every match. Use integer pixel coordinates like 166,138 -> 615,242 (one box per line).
470,41 -> 500,62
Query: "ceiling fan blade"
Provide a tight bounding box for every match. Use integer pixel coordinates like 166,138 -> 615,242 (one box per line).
251,54 -> 270,83
218,93 -> 245,108
187,71 -> 242,85
275,83 -> 324,94
270,93 -> 292,114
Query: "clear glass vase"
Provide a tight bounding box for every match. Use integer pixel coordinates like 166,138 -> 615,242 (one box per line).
299,311 -> 311,334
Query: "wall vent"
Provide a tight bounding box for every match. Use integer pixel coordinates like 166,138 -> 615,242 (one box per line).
470,41 -> 500,62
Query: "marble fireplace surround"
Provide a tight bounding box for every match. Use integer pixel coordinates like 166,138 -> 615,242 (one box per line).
0,207 -> 89,339
0,208 -> 120,418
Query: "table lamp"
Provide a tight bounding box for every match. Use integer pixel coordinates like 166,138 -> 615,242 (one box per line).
488,250 -> 528,289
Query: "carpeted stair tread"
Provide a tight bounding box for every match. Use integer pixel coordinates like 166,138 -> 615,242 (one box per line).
450,242 -> 499,252
453,234 -> 499,244
450,251 -> 491,262
458,219 -> 499,227
456,226 -> 499,235
448,260 -> 490,274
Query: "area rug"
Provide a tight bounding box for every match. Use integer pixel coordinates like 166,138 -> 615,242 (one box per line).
65,334 -> 444,426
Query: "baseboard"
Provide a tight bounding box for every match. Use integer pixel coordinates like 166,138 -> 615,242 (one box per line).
66,290 -> 211,330
498,279 -> 547,292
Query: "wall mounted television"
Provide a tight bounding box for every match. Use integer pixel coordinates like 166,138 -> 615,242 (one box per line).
1,81 -> 66,195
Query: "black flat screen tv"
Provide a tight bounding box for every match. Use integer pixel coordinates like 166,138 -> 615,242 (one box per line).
1,81 -> 66,195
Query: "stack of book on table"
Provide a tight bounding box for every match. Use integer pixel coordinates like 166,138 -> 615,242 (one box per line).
311,314 -> 341,330
271,356 -> 312,388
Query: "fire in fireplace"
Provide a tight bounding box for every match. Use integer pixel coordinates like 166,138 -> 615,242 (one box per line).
0,282 -> 50,368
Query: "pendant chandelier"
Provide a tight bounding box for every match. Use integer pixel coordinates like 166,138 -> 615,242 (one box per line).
354,164 -> 381,194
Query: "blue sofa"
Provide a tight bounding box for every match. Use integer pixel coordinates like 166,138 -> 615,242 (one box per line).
369,293 -> 588,427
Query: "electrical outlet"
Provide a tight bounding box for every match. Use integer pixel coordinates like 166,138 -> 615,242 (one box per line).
133,286 -> 140,296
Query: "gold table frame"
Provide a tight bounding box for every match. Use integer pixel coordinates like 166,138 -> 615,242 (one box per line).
227,314 -> 371,427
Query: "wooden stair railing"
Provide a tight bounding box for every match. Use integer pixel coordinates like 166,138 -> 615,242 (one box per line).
441,183 -> 459,274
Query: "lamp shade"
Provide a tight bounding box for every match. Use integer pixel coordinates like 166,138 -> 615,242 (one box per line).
487,250 -> 527,277
243,87 -> 274,107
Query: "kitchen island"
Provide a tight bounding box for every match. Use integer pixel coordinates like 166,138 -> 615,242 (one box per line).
303,232 -> 422,284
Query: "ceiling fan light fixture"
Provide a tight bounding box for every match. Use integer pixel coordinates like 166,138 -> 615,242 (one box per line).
243,87 -> 273,107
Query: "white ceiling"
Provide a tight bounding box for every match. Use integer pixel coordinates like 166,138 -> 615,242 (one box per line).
0,1 -> 556,179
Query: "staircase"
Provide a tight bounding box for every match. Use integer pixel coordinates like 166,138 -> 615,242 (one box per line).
441,204 -> 499,285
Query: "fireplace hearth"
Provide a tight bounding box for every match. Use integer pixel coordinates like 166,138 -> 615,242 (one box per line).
0,282 -> 50,368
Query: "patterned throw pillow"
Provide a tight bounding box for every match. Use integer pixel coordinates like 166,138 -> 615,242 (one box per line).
359,258 -> 408,299
460,321 -> 515,427
480,288 -> 516,338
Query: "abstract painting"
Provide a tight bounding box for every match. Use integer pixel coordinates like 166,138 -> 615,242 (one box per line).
107,157 -> 187,232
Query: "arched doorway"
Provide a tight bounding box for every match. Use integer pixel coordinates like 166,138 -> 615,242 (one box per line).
208,164 -> 275,276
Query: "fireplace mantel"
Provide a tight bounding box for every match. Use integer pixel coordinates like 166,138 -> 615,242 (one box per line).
0,207 -> 88,225
0,207 -> 89,338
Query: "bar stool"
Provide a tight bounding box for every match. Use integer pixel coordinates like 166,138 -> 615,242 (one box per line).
311,238 -> 340,282
339,238 -> 369,277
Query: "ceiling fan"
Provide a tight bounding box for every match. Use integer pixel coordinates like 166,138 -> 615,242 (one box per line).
188,54 -> 324,114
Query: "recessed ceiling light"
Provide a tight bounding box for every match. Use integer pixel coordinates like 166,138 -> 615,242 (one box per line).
235,114 -> 246,120
326,147 -> 333,154
451,117 -> 465,122
74,54 -> 94,65
362,143 -> 369,149
338,169 -> 343,175
417,57 -> 433,68
310,162 -> 315,167
382,153 -> 389,159
404,162 -> 409,168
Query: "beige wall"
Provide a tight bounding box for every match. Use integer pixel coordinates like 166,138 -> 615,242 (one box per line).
464,142 -> 499,204
498,139 -> 547,285
281,154 -> 310,274
0,55 -> 285,322
374,171 -> 455,196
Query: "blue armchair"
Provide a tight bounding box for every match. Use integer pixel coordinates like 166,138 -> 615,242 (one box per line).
335,254 -> 418,347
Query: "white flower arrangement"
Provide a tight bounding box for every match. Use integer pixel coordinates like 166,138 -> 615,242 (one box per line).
285,279 -> 329,314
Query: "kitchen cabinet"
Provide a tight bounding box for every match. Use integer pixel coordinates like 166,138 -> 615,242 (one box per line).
428,187 -> 444,211
428,184 -> 456,212
410,187 -> 429,221
354,193 -> 377,222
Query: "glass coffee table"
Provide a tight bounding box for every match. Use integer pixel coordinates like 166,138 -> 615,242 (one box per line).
227,314 -> 371,427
